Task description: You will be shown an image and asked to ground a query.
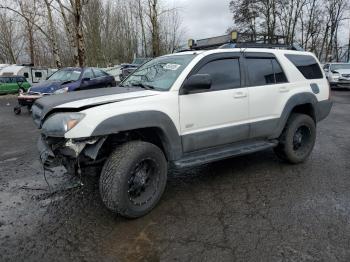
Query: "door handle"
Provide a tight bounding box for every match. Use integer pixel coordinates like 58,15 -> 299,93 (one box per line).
279,86 -> 289,92
234,91 -> 247,98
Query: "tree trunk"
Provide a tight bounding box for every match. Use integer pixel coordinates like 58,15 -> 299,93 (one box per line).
43,0 -> 62,68
138,0 -> 147,57
28,24 -> 35,65
75,0 -> 85,67
57,0 -> 79,65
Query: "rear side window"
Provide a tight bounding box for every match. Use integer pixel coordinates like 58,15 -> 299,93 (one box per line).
93,68 -> 108,77
196,58 -> 241,91
285,54 -> 323,79
246,58 -> 288,86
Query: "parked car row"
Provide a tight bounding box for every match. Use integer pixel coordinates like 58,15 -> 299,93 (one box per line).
14,67 -> 116,114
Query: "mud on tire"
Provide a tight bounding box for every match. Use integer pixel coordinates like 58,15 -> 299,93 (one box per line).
99,141 -> 167,218
274,113 -> 316,164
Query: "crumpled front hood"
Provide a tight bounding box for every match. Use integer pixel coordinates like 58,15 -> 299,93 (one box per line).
32,86 -> 159,126
29,81 -> 65,94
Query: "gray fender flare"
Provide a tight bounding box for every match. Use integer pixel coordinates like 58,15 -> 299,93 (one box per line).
91,111 -> 182,160
271,92 -> 318,138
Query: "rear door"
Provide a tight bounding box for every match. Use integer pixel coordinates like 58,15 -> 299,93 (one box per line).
92,68 -> 111,88
179,53 -> 250,152
244,53 -> 289,138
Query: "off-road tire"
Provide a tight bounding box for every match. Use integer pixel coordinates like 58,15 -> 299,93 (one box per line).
99,141 -> 167,218
274,113 -> 316,164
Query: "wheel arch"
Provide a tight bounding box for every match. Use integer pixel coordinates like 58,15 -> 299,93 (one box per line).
91,111 -> 182,160
272,92 -> 318,138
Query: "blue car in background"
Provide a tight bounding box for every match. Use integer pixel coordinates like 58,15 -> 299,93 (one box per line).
15,67 -> 116,114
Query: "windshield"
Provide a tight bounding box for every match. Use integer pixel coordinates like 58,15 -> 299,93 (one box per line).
132,58 -> 149,65
331,64 -> 350,70
122,54 -> 197,91
48,69 -> 82,82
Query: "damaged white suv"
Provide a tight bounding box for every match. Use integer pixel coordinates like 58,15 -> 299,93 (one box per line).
32,48 -> 332,218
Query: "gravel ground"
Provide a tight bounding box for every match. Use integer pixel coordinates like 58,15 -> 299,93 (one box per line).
0,90 -> 349,262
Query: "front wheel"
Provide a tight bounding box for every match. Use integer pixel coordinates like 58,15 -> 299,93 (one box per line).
99,141 -> 167,218
274,113 -> 316,164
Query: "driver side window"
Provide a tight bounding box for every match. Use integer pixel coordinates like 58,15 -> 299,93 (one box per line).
82,68 -> 94,79
195,58 -> 241,91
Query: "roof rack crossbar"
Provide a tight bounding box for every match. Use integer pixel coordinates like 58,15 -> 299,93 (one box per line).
185,32 -> 304,51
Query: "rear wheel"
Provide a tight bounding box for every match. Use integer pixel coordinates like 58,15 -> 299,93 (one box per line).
14,106 -> 21,115
18,87 -> 25,94
274,113 -> 316,164
99,141 -> 167,218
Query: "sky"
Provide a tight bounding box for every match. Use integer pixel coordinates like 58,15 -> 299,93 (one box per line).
166,0 -> 233,41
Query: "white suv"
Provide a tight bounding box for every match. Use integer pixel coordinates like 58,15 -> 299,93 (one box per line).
323,62 -> 350,88
32,48 -> 332,218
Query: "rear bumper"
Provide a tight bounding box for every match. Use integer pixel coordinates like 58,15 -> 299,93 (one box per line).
316,99 -> 333,122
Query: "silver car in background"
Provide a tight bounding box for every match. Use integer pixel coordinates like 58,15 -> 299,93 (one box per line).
323,63 -> 350,88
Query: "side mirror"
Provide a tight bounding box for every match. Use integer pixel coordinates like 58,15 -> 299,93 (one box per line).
324,68 -> 329,72
82,77 -> 90,82
181,74 -> 212,94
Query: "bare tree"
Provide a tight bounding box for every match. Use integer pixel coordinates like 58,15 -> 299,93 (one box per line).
0,12 -> 24,63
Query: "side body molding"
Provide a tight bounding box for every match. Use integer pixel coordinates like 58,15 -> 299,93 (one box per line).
271,92 -> 318,138
91,111 -> 182,160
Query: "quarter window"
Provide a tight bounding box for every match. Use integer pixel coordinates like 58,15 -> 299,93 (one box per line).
196,58 -> 241,91
285,54 -> 323,79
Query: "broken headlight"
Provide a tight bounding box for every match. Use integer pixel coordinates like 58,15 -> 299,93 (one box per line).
42,112 -> 85,137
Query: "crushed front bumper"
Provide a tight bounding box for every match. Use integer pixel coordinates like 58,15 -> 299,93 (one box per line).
37,135 -> 107,170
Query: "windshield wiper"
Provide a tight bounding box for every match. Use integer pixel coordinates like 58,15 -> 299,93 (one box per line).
61,80 -> 74,85
131,83 -> 156,90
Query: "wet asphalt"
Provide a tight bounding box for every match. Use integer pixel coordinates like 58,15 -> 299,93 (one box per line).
0,90 -> 349,262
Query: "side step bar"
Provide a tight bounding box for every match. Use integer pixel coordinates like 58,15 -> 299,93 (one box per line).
173,140 -> 278,169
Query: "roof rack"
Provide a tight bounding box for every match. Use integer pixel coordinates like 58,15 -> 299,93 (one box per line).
186,32 -> 303,51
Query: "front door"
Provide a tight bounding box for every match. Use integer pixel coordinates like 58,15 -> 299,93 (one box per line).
179,55 -> 249,152
80,68 -> 97,90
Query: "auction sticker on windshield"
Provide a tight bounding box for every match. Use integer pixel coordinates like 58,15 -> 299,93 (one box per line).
163,64 -> 181,70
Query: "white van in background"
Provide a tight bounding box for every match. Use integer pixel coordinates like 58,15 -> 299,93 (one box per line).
0,65 -> 57,84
